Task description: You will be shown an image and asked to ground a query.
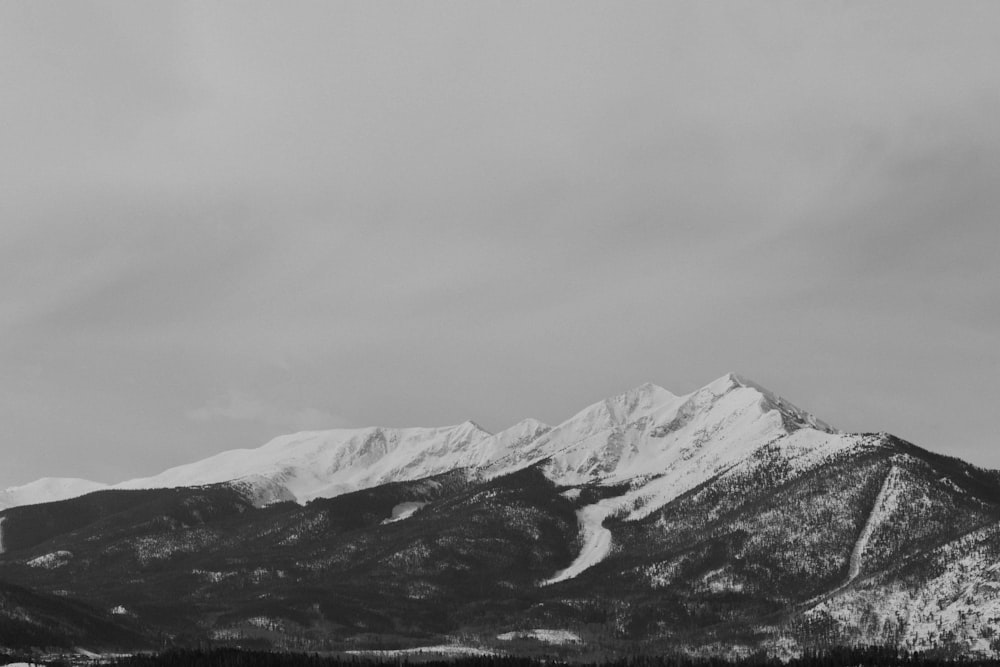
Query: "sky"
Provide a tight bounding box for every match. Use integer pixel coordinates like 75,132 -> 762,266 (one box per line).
1,1 -> 999,489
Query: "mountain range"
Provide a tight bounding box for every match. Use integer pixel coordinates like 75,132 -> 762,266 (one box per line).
2,373 -> 999,659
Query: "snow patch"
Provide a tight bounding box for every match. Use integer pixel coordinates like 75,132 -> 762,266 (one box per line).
497,629 -> 582,644
192,569 -> 237,583
383,501 -> 428,523
26,550 -> 73,569
346,645 -> 496,657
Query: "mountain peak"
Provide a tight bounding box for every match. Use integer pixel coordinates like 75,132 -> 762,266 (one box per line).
705,372 -> 761,394
505,417 -> 551,432
610,381 -> 677,407
629,381 -> 673,396
701,372 -> 836,434
459,420 -> 493,437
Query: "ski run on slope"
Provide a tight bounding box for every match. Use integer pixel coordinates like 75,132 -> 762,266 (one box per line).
542,502 -> 615,585
802,465 -> 904,611
848,465 -> 902,582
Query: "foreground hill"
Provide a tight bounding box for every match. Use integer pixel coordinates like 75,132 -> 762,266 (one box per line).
1,374 -> 998,658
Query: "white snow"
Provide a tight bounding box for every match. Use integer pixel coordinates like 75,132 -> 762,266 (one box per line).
115,421 -> 495,503
383,501 -> 427,523
803,465 -> 903,611
847,466 -> 902,582
0,416 -> 546,511
560,488 -> 582,500
0,373 -> 851,521
807,521 -> 1000,655
346,645 -> 496,657
0,477 -> 108,511
497,629 -> 582,644
487,373 -> 847,523
543,502 -> 615,585
462,418 -> 551,469
26,550 -> 73,569
485,382 -> 685,483
73,648 -> 103,658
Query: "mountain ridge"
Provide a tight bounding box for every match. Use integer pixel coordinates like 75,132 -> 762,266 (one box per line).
1,373 -> 834,511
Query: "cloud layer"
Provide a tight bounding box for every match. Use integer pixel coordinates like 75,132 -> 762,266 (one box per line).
1,2 -> 998,487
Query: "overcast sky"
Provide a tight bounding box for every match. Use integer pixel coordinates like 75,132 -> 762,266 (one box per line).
2,1 -> 999,489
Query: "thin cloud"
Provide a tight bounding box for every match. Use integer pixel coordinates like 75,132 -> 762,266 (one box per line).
186,391 -> 348,432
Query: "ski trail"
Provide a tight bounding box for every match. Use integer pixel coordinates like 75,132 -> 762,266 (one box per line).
542,502 -> 614,585
0,516 -> 6,555
847,466 -> 899,582
801,466 -> 900,610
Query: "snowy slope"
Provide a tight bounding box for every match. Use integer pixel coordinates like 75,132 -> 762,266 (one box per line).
111,419 -> 554,504
807,520 -> 1000,655
0,477 -> 109,511
488,374 -> 847,524
115,421 -> 494,502
489,374 -> 836,489
0,421 -> 552,510
506,374 -> 852,583
1,373 -> 844,512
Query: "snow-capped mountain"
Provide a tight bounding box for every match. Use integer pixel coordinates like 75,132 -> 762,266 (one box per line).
0,420 -> 552,510
4,373 -> 999,657
111,417 -> 556,505
2,373 -> 836,511
488,373 -> 846,518
114,420 -> 494,503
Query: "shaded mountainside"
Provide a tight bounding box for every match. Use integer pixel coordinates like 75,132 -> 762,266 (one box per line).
1,375 -> 999,658
0,468 -> 578,648
93,647 -> 1000,667
0,579 -> 150,650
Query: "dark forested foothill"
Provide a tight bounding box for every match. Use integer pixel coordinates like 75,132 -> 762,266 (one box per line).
85,648 -> 1000,667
